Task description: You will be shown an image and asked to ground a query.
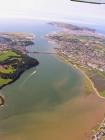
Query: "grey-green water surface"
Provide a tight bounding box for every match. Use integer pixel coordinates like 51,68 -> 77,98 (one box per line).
0,19 -> 105,140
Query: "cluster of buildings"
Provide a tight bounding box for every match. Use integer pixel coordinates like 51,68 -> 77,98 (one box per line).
0,35 -> 34,55
48,34 -> 105,72
92,118 -> 105,140
0,44 -> 9,52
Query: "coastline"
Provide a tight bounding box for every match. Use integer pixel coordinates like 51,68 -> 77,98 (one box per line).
44,31 -> 105,139
0,33 -> 39,90
0,57 -> 39,106
53,51 -> 105,139
46,22 -> 105,100
54,51 -> 105,100
0,32 -> 39,106
0,63 -> 38,90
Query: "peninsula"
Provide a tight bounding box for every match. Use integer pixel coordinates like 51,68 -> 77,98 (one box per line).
46,22 -> 105,97
0,32 -> 39,89
46,22 -> 105,140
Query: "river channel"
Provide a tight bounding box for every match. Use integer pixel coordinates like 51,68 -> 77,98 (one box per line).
0,19 -> 105,140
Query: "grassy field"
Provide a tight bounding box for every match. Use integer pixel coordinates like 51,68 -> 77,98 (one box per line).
0,50 -> 19,62
0,50 -> 20,87
0,66 -> 16,74
0,78 -> 12,86
100,90 -> 105,97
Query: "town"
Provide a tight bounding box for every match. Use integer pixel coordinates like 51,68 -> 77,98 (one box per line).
46,22 -> 105,97
46,22 -> 105,140
46,31 -> 105,72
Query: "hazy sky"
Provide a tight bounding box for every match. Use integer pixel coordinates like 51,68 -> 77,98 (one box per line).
0,0 -> 105,23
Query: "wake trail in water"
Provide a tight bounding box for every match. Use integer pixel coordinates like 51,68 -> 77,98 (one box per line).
20,70 -> 37,88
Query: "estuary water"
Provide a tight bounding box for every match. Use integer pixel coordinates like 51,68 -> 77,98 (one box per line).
0,19 -> 105,140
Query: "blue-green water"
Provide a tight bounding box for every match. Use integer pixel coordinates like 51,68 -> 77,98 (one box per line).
0,19 -> 105,140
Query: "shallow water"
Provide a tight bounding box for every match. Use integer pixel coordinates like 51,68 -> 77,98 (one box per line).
0,19 -> 105,140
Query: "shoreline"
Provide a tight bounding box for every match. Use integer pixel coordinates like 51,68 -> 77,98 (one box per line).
0,63 -> 38,90
0,59 -> 39,106
54,51 -> 105,139
55,51 -> 105,100
0,33 -> 39,91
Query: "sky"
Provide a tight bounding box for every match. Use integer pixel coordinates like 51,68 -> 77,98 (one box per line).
0,0 -> 105,23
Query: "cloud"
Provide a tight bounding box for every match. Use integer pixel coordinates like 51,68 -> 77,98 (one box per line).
0,0 -> 104,22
